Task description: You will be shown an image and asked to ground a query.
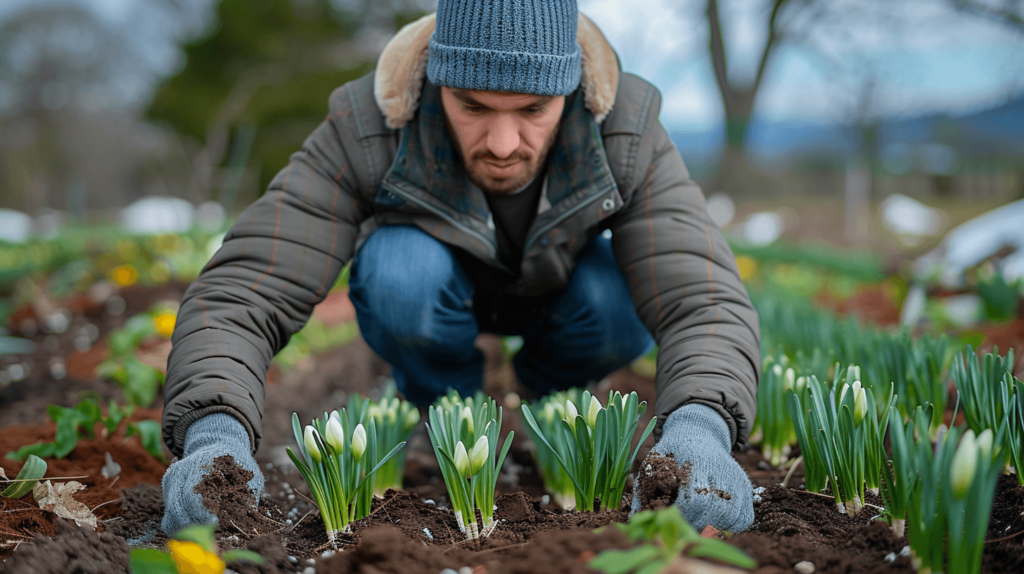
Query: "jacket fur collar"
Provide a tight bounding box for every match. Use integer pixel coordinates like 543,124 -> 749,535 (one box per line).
374,12 -> 620,129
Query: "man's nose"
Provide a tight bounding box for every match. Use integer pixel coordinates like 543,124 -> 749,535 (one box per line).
486,114 -> 520,159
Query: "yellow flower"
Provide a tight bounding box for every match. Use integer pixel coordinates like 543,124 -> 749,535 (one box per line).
167,540 -> 225,574
154,312 -> 177,338
110,264 -> 138,287
735,256 -> 757,281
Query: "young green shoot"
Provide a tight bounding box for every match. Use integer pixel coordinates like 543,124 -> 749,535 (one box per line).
426,390 -> 513,540
346,386 -> 420,494
521,390 -> 657,513
286,407 -> 406,543
788,365 -> 895,515
753,360 -> 797,467
588,506 -> 755,573
521,388 -> 585,508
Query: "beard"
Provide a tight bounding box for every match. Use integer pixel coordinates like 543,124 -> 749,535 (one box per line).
445,117 -> 560,195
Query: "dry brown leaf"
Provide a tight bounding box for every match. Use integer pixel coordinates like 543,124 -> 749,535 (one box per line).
33,480 -> 98,529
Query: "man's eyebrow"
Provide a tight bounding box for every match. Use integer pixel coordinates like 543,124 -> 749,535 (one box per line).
450,89 -> 555,110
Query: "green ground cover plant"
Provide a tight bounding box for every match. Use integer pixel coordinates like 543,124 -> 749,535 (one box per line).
6,397 -> 164,463
343,384 -> 419,494
520,387 -> 586,509
588,506 -> 756,573
788,365 -> 895,515
287,407 -> 405,542
521,390 -> 656,513
426,390 -> 513,540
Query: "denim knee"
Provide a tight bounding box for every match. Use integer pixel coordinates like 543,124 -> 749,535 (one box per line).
562,236 -> 653,361
349,226 -> 473,344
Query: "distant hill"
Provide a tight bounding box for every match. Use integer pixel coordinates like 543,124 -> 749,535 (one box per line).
670,94 -> 1024,175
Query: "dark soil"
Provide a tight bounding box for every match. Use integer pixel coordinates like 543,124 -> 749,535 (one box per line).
732,485 -> 914,574
634,453 -> 686,512
193,455 -> 327,562
0,519 -> 129,574
0,417 -> 168,560
2,285 -> 1024,573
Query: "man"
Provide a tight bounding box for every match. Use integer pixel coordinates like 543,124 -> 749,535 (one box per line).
160,0 -> 761,536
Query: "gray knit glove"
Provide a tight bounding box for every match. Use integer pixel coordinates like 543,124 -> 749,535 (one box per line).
631,404 -> 754,533
161,413 -> 264,535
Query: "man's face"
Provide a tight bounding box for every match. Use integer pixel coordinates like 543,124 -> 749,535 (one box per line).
441,87 -> 565,195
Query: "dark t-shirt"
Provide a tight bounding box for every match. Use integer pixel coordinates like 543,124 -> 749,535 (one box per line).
482,171 -> 545,274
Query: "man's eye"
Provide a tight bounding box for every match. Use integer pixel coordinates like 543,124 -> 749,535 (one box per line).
464,105 -> 485,113
524,107 -> 544,115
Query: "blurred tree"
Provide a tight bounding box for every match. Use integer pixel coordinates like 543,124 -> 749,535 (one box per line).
951,0 -> 1024,33
145,0 -> 429,207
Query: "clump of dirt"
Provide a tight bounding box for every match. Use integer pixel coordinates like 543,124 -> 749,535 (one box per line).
232,534 -> 295,574
106,483 -> 166,547
318,523 -> 633,574
633,452 -> 686,512
0,519 -> 129,574
731,485 -> 913,574
194,455 -> 327,561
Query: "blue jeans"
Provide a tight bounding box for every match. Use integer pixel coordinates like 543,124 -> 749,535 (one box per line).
348,225 -> 654,405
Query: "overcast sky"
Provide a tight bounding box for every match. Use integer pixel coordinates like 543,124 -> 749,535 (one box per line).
2,0 -> 1023,131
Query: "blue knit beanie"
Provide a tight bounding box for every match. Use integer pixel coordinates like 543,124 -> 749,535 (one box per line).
427,0 -> 581,96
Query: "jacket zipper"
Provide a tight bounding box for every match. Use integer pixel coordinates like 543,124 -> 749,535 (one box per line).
381,181 -> 499,256
524,184 -> 617,253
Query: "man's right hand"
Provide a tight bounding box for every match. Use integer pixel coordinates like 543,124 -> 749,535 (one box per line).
161,413 -> 264,536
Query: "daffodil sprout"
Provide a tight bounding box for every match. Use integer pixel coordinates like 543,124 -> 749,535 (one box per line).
788,364 -> 895,516
521,389 -> 585,508
345,385 -> 421,493
522,390 -> 656,513
286,408 -> 406,543
426,390 -> 513,540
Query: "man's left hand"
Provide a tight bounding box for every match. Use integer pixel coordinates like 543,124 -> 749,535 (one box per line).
631,404 -> 754,533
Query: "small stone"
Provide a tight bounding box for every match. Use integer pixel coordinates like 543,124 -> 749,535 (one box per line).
758,461 -> 770,470
423,499 -> 436,506
289,556 -> 298,563
753,486 -> 766,495
302,568 -> 316,574
884,553 -> 896,563
265,463 -> 274,470
899,546 -> 911,557
306,558 -> 315,565
541,495 -> 550,506
753,494 -> 763,505
440,570 -> 459,574
321,550 -> 335,559
459,567 -> 473,574
794,561 -> 815,574
288,494 -> 296,501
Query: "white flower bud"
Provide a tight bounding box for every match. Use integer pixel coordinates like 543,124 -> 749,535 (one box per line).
304,425 -> 322,463
783,368 -> 796,391
950,430 -> 977,499
773,364 -> 784,377
853,386 -> 868,427
469,435 -> 489,475
326,417 -> 345,452
403,407 -> 420,432
454,441 -> 470,477
586,395 -> 603,429
564,400 -> 579,431
976,429 -> 994,458
351,423 -> 367,462
462,406 -> 474,435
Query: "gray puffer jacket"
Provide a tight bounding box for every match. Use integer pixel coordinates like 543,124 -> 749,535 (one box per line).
161,13 -> 760,458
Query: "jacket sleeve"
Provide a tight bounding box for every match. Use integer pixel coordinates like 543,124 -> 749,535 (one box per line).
162,85 -> 373,457
608,91 -> 761,449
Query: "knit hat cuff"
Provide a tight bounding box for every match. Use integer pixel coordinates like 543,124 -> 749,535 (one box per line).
427,39 -> 582,96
